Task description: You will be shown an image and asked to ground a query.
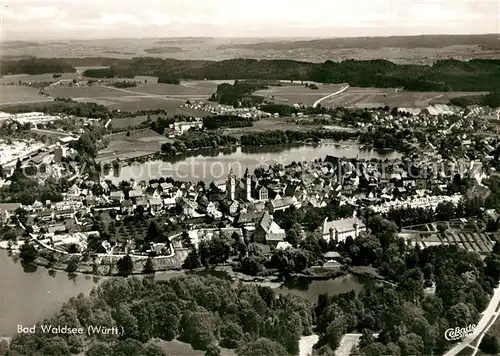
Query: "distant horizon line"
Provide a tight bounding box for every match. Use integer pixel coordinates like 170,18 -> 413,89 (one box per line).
2,33 -> 498,42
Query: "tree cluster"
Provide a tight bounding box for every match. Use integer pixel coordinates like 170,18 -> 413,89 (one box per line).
157,73 -> 180,85
202,115 -> 254,130
384,197 -> 483,228
359,127 -> 413,152
259,104 -> 299,116
274,204 -> 355,232
210,81 -> 268,107
0,58 -> 75,75
2,98 -> 111,119
7,275 -> 313,356
315,217 -> 497,355
0,167 -> 69,205
240,129 -> 357,146
5,57 -> 500,92
112,81 -> 137,88
161,133 -> 238,155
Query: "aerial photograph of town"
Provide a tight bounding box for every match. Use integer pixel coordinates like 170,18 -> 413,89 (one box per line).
0,0 -> 500,355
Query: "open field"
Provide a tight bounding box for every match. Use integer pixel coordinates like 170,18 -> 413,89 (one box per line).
87,97 -> 208,115
323,87 -> 488,108
45,85 -> 131,98
97,128 -> 170,163
0,85 -> 51,105
254,84 -> 487,108
219,117 -> 324,136
109,116 -> 149,130
0,73 -> 80,84
44,82 -> 216,115
45,81 -> 216,99
254,84 -> 346,106
110,82 -> 217,98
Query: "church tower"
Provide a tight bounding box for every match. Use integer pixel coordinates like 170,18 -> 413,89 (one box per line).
244,168 -> 251,201
227,168 -> 236,201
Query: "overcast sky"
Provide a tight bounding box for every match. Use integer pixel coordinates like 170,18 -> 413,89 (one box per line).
1,0 -> 499,40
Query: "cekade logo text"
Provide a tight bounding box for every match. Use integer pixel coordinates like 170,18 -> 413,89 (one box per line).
444,324 -> 476,341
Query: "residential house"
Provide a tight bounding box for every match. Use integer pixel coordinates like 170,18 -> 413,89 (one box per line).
181,198 -> 198,218
221,199 -> 239,215
47,223 -> 67,234
100,180 -> 110,193
160,182 -> 174,195
128,189 -> 144,200
198,197 -> 217,216
146,186 -> 161,199
110,191 -> 125,203
173,187 -> 184,199
121,200 -> 134,215
149,198 -> 163,213
67,184 -> 81,198
30,200 -> 44,212
163,197 -> 177,209
322,217 -> 366,243
36,210 -> 53,222
254,211 -> 285,246
54,209 -> 75,220
0,203 -> 21,224
269,197 -> 296,213
236,211 -> 265,228
213,179 -> 227,192
136,198 -> 149,210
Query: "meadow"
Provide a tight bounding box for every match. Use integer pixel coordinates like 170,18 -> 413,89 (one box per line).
109,116 -> 149,130
324,88 -> 489,108
254,83 -> 346,106
44,80 -> 219,115
255,84 -> 488,109
97,128 -> 170,163
0,72 -> 79,84
219,117 -> 323,136
0,85 -> 51,105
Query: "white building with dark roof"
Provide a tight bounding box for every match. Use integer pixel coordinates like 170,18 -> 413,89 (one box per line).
322,217 -> 366,243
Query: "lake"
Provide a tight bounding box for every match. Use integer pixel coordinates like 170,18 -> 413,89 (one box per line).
275,274 -> 373,302
0,250 -> 370,337
106,142 -> 401,183
0,250 -> 103,337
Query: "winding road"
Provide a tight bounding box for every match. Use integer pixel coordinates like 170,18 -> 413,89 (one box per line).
312,85 -> 350,108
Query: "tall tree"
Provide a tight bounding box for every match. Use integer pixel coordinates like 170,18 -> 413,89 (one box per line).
117,255 -> 134,276
143,257 -> 155,274
146,221 -> 159,242
19,243 -> 38,264
182,249 -> 202,269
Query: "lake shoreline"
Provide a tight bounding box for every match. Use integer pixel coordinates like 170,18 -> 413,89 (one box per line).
106,142 -> 401,183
